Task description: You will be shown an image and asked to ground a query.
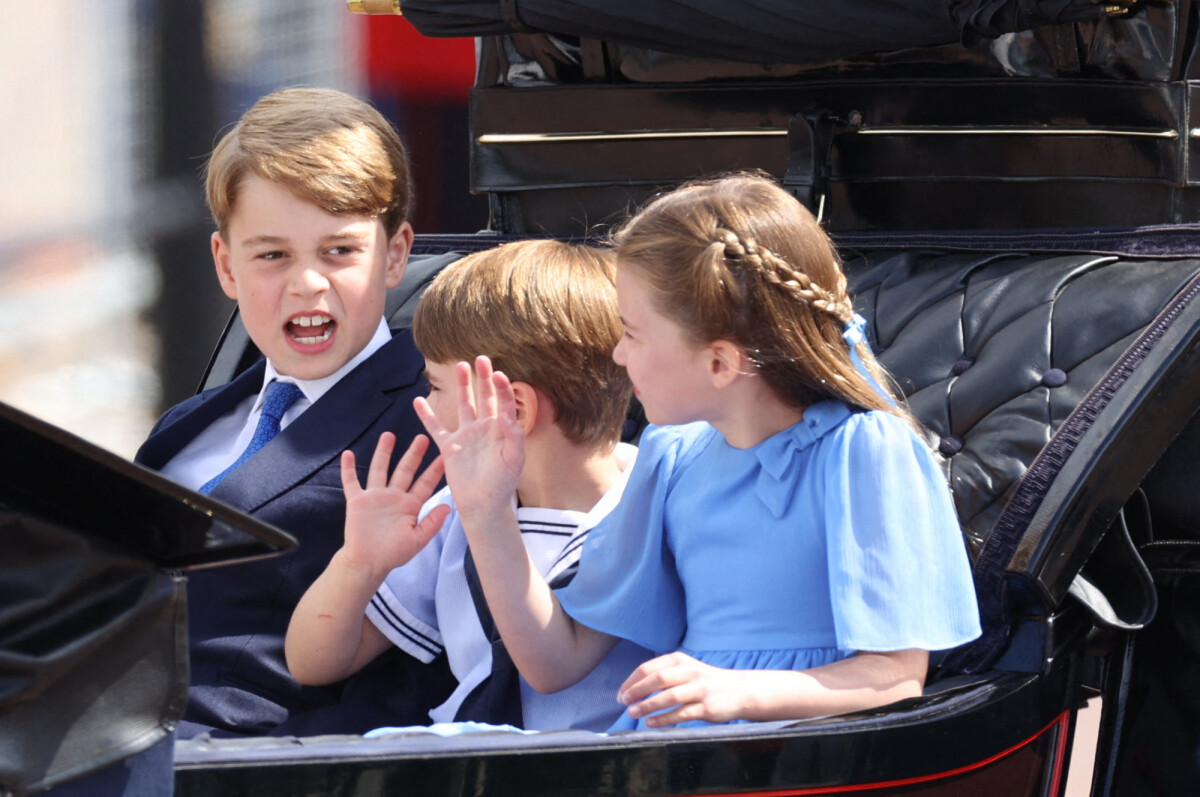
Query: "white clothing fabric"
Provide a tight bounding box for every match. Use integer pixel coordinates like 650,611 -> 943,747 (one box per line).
161,319 -> 391,490
366,443 -> 651,731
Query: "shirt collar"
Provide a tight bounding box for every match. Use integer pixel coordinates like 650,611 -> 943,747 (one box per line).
258,318 -> 393,410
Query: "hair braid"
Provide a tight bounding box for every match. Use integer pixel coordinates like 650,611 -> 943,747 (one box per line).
715,228 -> 853,324
615,172 -> 914,426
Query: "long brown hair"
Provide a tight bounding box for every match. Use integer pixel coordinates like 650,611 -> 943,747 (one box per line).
614,173 -> 909,421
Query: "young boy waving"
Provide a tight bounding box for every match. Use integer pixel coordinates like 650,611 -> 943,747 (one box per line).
287,240 -> 651,731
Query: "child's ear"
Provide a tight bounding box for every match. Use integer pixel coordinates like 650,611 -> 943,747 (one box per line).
708,340 -> 750,389
384,222 -> 413,290
508,381 -> 546,435
211,232 -> 239,300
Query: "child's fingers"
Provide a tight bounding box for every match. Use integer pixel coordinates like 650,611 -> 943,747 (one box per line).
474,355 -> 498,420
413,396 -> 446,440
410,454 -> 446,501
387,434 -> 430,491
339,449 -> 361,496
416,502 -> 452,542
492,371 -> 518,424
366,431 -> 397,487
455,360 -> 478,426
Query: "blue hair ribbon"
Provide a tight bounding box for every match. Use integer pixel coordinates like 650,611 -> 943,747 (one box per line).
843,313 -> 897,407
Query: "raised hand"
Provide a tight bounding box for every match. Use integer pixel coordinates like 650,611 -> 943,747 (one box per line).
340,431 -> 450,577
413,356 -> 525,520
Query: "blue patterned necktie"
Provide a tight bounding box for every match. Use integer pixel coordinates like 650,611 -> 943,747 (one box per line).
198,381 -> 304,495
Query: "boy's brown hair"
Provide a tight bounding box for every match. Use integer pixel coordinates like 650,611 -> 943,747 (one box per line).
413,240 -> 632,448
204,87 -> 411,236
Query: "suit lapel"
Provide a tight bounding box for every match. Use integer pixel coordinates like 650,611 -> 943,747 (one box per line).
136,361 -> 266,469
210,331 -> 424,512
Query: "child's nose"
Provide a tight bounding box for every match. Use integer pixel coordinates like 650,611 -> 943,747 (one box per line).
612,338 -> 627,365
293,264 -> 331,294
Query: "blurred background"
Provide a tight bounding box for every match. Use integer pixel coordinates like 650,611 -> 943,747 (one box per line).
0,0 -> 487,458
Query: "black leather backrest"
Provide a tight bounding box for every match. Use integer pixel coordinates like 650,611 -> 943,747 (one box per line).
846,250 -> 1200,559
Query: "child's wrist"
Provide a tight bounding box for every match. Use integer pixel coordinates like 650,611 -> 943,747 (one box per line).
454,503 -> 521,547
333,547 -> 392,584
453,496 -> 512,524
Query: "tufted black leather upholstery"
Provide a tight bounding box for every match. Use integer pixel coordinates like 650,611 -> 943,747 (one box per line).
846,251 -> 1200,557
846,249 -> 1200,670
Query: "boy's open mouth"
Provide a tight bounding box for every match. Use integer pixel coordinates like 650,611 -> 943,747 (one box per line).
288,313 -> 335,345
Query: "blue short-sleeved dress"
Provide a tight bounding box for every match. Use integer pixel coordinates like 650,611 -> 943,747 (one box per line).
556,400 -> 982,730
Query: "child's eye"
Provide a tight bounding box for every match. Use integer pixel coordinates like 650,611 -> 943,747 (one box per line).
257,250 -> 286,261
327,243 -> 367,258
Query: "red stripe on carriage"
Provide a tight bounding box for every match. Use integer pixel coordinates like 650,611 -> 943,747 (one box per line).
693,710 -> 1070,796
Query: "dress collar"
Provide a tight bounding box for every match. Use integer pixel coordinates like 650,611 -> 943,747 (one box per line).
753,400 -> 853,518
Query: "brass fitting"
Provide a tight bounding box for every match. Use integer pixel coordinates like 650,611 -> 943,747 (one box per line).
347,0 -> 402,14
1102,0 -> 1141,16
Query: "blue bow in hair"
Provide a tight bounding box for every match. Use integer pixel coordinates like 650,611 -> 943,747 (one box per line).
843,313 -> 897,408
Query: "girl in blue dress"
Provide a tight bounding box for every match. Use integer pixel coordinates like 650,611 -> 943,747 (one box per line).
413,173 -> 981,730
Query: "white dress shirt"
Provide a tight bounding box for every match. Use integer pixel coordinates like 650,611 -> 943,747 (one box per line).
160,319 -> 394,491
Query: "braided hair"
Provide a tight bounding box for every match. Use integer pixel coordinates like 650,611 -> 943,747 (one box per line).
613,172 -> 907,419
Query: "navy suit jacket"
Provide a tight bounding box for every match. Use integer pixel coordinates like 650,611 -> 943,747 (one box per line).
136,329 -> 454,737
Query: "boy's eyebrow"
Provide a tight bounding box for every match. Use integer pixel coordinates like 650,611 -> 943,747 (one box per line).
239,230 -> 372,247
321,230 -> 373,242
241,234 -> 289,247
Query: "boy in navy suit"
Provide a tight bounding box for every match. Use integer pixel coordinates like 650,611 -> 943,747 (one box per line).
136,87 -> 453,738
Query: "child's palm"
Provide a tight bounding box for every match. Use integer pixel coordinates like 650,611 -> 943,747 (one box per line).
415,357 -> 525,515
439,406 -> 523,507
340,432 -> 449,575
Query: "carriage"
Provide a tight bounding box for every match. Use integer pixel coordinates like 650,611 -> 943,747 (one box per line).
7,3 -> 1200,794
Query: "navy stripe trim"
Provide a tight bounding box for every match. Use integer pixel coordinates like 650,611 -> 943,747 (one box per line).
369,594 -> 441,659
550,531 -> 590,571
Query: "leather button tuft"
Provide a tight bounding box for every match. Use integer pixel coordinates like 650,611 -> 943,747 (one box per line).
938,435 -> 965,456
952,357 -> 975,376
1042,368 -> 1067,388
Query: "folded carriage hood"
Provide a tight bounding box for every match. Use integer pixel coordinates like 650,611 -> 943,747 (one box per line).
0,403 -> 296,792
0,401 -> 296,571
